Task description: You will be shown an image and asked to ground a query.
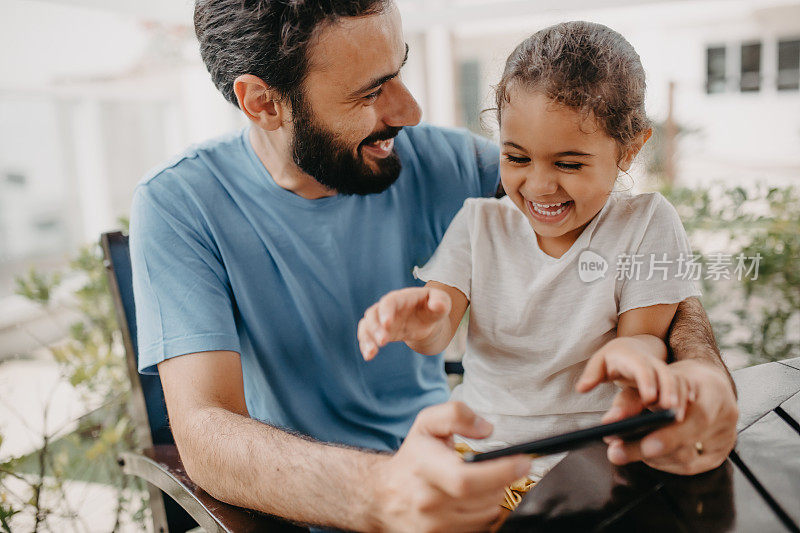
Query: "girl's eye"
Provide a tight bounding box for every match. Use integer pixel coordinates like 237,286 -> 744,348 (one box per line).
504,154 -> 529,164
556,162 -> 584,170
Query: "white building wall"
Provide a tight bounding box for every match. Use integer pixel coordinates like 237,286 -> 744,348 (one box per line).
431,1 -> 800,187
0,1 -> 241,265
1,0 -> 798,269
0,97 -> 72,260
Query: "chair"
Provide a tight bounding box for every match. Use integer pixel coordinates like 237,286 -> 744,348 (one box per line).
101,231 -> 306,533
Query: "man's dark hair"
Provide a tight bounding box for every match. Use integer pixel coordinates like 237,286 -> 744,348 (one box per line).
194,0 -> 391,109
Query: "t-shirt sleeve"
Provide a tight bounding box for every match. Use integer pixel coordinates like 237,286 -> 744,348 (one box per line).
470,132 -> 501,199
130,181 -> 241,375
617,194 -> 702,315
413,200 -> 475,299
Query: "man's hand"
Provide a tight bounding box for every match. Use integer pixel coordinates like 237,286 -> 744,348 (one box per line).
358,287 -> 452,360
371,402 -> 531,532
600,359 -> 738,475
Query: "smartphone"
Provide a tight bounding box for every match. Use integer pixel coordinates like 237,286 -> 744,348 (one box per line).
461,409 -> 675,462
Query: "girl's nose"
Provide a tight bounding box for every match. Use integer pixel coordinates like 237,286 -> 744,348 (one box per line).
526,169 -> 559,196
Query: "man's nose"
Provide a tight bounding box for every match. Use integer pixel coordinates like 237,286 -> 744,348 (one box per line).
380,78 -> 422,128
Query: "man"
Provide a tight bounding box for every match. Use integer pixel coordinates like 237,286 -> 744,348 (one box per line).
130,0 -> 738,530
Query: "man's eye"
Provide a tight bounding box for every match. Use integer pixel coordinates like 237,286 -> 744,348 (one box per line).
556,162 -> 584,170
364,88 -> 382,101
504,154 -> 529,164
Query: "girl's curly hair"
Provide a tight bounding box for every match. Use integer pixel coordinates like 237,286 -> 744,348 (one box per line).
495,21 -> 650,154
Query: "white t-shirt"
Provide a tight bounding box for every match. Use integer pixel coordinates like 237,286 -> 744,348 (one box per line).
414,192 -> 700,473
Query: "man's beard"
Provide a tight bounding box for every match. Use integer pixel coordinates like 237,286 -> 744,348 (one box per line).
290,100 -> 402,196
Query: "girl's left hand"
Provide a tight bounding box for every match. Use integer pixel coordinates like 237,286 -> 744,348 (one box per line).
576,337 -> 692,422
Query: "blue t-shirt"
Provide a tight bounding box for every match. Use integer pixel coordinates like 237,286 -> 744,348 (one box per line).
130,123 -> 500,451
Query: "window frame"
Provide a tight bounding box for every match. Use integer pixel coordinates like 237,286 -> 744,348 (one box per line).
777,38 -> 800,92
705,45 -> 728,94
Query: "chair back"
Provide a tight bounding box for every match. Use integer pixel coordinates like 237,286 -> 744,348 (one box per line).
102,231 -> 204,532
101,231 -> 173,446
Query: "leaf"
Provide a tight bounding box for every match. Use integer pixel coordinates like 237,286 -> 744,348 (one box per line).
13,267 -> 62,305
0,501 -> 20,533
86,440 -> 106,461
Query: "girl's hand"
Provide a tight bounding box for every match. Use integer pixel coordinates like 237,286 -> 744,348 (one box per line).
358,287 -> 452,361
575,336 -> 692,422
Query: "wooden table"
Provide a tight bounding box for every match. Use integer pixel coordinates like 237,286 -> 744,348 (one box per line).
500,357 -> 800,532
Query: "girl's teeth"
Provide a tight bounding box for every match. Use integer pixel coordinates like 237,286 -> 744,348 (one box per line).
531,201 -> 568,216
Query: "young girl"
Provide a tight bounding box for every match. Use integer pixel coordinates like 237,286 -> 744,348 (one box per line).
358,21 -> 700,504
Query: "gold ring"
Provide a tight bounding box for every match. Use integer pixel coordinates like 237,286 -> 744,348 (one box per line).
695,441 -> 704,455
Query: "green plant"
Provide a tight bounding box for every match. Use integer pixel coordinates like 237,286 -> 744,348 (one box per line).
1,228 -> 148,532
661,183 -> 800,365
0,446 -> 20,533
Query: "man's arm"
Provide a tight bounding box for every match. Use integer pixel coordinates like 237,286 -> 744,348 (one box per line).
159,351 -> 531,531
159,351 -> 378,529
667,296 -> 736,396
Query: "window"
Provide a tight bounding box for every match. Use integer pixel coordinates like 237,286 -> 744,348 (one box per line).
34,218 -> 60,233
3,171 -> 27,187
706,46 -> 726,94
777,39 -> 800,91
740,42 -> 761,92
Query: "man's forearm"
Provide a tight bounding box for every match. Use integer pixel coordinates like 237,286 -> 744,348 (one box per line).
174,405 -> 384,530
667,297 -> 736,396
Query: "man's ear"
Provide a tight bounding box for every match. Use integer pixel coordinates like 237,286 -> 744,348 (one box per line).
233,74 -> 286,131
618,128 -> 653,172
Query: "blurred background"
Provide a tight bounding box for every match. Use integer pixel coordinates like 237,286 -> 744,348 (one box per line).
1,0 -> 798,530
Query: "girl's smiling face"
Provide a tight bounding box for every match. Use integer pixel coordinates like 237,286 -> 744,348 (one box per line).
499,87 -> 648,257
